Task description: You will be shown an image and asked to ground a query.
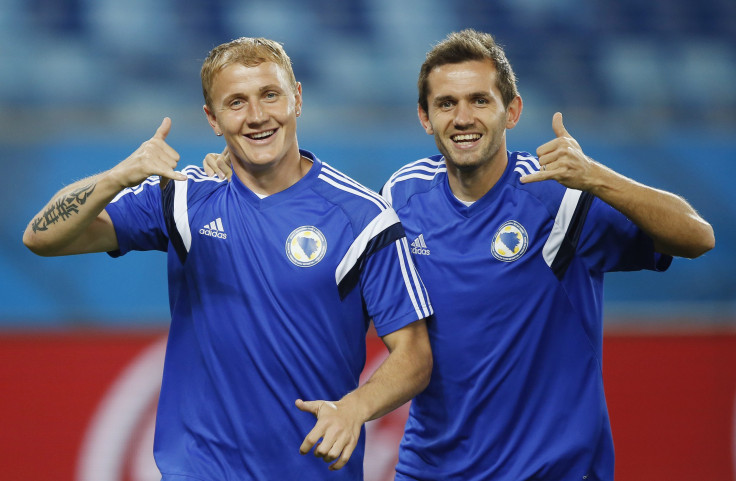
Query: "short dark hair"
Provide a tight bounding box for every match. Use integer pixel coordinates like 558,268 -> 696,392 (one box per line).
418,29 -> 519,113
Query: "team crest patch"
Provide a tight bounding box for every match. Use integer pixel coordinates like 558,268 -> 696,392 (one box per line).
491,220 -> 528,262
285,226 -> 327,267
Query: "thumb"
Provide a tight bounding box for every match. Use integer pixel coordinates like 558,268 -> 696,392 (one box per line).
552,112 -> 569,138
295,399 -> 321,416
154,117 -> 172,140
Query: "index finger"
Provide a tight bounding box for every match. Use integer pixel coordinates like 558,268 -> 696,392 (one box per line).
299,425 -> 324,455
536,137 -> 559,158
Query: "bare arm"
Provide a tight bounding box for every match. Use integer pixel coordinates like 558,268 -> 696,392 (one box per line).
23,174 -> 120,256
295,318 -> 432,470
23,117 -> 187,256
521,112 -> 714,258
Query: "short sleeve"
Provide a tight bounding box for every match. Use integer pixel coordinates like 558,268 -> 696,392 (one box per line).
105,177 -> 169,256
577,197 -> 672,273
360,236 -> 433,337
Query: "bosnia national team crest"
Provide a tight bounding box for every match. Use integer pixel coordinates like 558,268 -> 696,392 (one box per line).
491,220 -> 529,262
285,226 -> 327,267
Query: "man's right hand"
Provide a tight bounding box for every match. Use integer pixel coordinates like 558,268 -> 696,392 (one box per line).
110,117 -> 187,190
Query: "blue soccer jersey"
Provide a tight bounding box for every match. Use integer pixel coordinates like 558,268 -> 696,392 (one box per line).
382,151 -> 672,481
105,150 -> 432,481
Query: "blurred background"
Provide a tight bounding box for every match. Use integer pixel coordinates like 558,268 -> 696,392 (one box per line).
1,1 -> 734,480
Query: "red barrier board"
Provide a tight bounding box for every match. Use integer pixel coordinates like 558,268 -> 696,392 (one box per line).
605,331 -> 736,480
0,330 -> 734,481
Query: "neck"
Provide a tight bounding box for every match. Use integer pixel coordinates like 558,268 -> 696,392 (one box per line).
446,150 -> 507,202
233,148 -> 312,196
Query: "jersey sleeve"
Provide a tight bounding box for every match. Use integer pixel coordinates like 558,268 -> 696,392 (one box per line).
360,234 -> 433,336
578,196 -> 672,273
104,177 -> 168,256
335,206 -> 432,336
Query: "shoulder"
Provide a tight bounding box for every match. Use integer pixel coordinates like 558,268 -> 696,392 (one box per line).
380,154 -> 447,209
506,151 -> 570,216
312,161 -> 397,233
157,165 -> 228,204
109,176 -> 162,205
178,165 -> 227,193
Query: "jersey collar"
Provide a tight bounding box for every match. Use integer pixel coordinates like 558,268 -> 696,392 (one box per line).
229,149 -> 321,209
441,151 -> 515,217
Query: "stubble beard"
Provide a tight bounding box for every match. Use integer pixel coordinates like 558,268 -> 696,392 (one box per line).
435,134 -> 501,175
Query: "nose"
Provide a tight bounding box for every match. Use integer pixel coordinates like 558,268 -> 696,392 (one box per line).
245,101 -> 266,125
453,101 -> 474,128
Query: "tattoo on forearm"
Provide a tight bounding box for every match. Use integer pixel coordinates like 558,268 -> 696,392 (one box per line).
32,183 -> 97,233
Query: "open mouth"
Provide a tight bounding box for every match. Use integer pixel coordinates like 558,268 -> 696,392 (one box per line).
451,133 -> 481,144
246,129 -> 276,140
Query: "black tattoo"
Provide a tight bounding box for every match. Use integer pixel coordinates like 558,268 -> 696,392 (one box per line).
32,184 -> 97,233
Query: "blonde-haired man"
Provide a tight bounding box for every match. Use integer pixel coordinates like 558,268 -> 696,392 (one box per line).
24,37 -> 433,480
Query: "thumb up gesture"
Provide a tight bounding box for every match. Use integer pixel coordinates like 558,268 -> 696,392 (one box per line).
521,112 -> 599,191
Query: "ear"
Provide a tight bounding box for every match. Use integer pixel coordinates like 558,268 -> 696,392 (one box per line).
505,95 -> 523,130
417,104 -> 434,135
203,105 -> 221,136
294,82 -> 303,115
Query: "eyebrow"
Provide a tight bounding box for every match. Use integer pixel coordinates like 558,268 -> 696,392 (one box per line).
221,84 -> 285,105
432,95 -> 456,106
258,84 -> 286,94
433,91 -> 490,106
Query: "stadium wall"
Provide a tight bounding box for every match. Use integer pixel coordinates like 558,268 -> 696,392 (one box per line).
1,328 -> 734,481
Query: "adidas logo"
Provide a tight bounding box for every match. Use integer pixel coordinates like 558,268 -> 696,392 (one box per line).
199,217 -> 227,239
410,234 -> 430,255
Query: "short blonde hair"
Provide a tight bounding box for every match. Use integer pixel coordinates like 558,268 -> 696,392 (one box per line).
201,37 -> 297,111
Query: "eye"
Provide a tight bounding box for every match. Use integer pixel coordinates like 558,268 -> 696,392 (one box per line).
264,91 -> 278,100
229,99 -> 244,109
439,100 -> 454,110
474,97 -> 489,106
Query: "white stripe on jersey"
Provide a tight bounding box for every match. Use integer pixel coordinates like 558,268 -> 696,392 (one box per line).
110,176 -> 160,203
335,208 -> 401,285
543,188 -> 582,267
516,154 -> 540,168
318,173 -> 387,210
173,179 -> 192,251
513,156 -> 541,177
110,167 -> 222,204
321,163 -> 390,209
181,165 -> 227,183
395,237 -> 432,319
382,158 -> 447,205
388,157 -> 446,181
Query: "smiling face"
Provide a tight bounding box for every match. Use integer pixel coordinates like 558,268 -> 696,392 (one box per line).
419,59 -> 521,176
204,61 -> 302,176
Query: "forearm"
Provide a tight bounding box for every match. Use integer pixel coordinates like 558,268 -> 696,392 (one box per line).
340,328 -> 432,423
23,171 -> 124,256
24,118 -> 184,257
589,162 -> 714,258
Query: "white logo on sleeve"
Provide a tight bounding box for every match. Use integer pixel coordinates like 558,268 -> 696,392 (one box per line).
410,234 -> 430,256
199,217 -> 227,239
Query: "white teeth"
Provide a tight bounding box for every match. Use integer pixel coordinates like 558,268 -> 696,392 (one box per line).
452,134 -> 481,142
250,130 -> 274,139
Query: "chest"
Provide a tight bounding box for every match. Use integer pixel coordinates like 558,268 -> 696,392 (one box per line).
183,196 -> 352,295
399,190 -> 556,296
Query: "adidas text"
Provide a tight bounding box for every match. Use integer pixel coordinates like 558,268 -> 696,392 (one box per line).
199,228 -> 227,239
200,217 -> 227,239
